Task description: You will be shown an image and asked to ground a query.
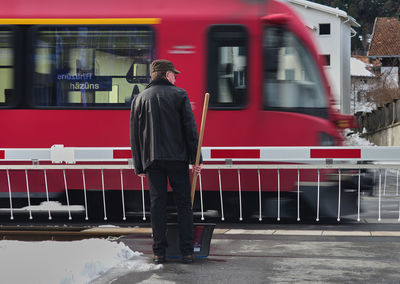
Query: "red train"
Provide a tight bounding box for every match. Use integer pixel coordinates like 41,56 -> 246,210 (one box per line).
0,0 -> 360,220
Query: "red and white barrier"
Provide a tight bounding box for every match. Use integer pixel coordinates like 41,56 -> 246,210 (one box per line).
1,145 -> 400,163
202,146 -> 400,162
1,145 -> 400,223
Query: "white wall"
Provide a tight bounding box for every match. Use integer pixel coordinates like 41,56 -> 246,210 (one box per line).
341,23 -> 352,114
367,125 -> 400,146
288,3 -> 354,114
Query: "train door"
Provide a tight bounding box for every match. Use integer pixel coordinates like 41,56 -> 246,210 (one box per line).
206,25 -> 254,147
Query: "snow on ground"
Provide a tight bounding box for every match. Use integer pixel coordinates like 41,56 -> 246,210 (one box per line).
23,201 -> 84,212
343,129 -> 375,146
354,100 -> 376,113
0,238 -> 161,284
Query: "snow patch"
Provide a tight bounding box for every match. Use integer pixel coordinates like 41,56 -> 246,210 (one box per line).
22,201 -> 84,212
344,129 -> 375,146
0,239 -> 160,283
351,57 -> 374,77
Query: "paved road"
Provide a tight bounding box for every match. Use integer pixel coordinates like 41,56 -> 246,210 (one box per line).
91,222 -> 400,284
89,172 -> 400,283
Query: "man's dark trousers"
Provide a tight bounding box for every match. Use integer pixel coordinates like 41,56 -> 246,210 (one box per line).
146,160 -> 194,257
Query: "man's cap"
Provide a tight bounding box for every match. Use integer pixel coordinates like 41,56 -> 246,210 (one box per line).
151,59 -> 181,74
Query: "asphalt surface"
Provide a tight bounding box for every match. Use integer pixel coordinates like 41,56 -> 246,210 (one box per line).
88,221 -> 400,284
89,174 -> 400,283
91,172 -> 400,283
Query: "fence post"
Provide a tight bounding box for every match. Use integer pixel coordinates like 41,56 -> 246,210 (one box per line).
316,169 -> 320,222
82,170 -> 89,220
43,170 -> 52,220
218,169 -> 225,221
62,170 -> 72,220
258,169 -> 262,221
6,170 -> 14,220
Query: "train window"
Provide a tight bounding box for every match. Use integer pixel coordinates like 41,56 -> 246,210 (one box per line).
32,26 -> 154,108
207,26 -> 248,109
0,28 -> 14,106
263,26 -> 327,117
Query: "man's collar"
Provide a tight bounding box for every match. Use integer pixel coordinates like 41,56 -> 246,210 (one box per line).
146,78 -> 174,89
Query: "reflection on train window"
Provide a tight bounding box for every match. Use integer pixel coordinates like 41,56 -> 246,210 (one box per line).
0,29 -> 13,106
263,26 -> 326,111
32,26 -> 154,108
207,26 -> 248,109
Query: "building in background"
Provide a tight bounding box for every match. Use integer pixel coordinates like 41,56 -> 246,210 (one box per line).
350,56 -> 378,114
288,0 -> 360,114
368,17 -> 400,89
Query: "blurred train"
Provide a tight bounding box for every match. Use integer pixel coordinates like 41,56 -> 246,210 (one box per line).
0,0 -> 365,220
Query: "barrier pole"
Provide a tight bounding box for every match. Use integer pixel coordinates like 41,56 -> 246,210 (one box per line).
357,169 -> 361,222
337,169 -> 341,222
218,169 -> 225,221
140,176 -> 146,221
277,169 -> 280,221
316,169 -> 320,222
120,169 -> 126,221
82,170 -> 89,220
297,169 -> 300,222
43,169 -> 52,220
397,170 -> 400,221
398,200 -> 400,222
25,170 -> 33,220
238,169 -> 243,221
100,169 -> 107,221
190,93 -> 210,205
199,172 -> 205,220
258,169 -> 262,221
63,170 -> 72,220
384,169 -> 387,195
6,170 -> 14,220
378,172 -> 382,221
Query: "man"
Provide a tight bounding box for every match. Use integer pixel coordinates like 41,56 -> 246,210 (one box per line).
130,59 -> 202,264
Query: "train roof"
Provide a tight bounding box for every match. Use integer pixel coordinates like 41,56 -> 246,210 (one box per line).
0,0 -> 292,20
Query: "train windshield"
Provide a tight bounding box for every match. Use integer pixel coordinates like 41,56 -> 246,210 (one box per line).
263,26 -> 327,117
32,26 -> 154,108
0,28 -> 13,106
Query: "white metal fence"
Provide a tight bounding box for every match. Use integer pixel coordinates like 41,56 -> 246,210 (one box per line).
1,145 -> 400,222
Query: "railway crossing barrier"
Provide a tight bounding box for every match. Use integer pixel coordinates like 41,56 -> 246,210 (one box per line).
1,145 -> 400,222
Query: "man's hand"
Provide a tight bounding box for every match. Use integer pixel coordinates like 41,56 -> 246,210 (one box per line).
192,164 -> 203,174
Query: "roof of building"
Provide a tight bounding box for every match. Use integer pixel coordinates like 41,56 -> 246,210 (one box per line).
368,17 -> 400,57
287,0 -> 360,27
351,57 -> 375,77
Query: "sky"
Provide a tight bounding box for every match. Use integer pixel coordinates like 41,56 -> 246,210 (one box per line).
0,238 -> 161,284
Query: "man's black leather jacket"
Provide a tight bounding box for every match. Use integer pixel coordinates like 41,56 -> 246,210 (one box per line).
130,78 -> 201,174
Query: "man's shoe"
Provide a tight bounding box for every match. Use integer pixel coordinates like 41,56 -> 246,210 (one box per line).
182,254 -> 194,264
153,255 -> 166,264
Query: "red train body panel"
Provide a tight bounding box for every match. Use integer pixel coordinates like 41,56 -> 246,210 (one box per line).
0,0 -> 357,218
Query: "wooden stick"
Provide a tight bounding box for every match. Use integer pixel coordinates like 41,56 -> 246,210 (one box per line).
191,93 -> 210,206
